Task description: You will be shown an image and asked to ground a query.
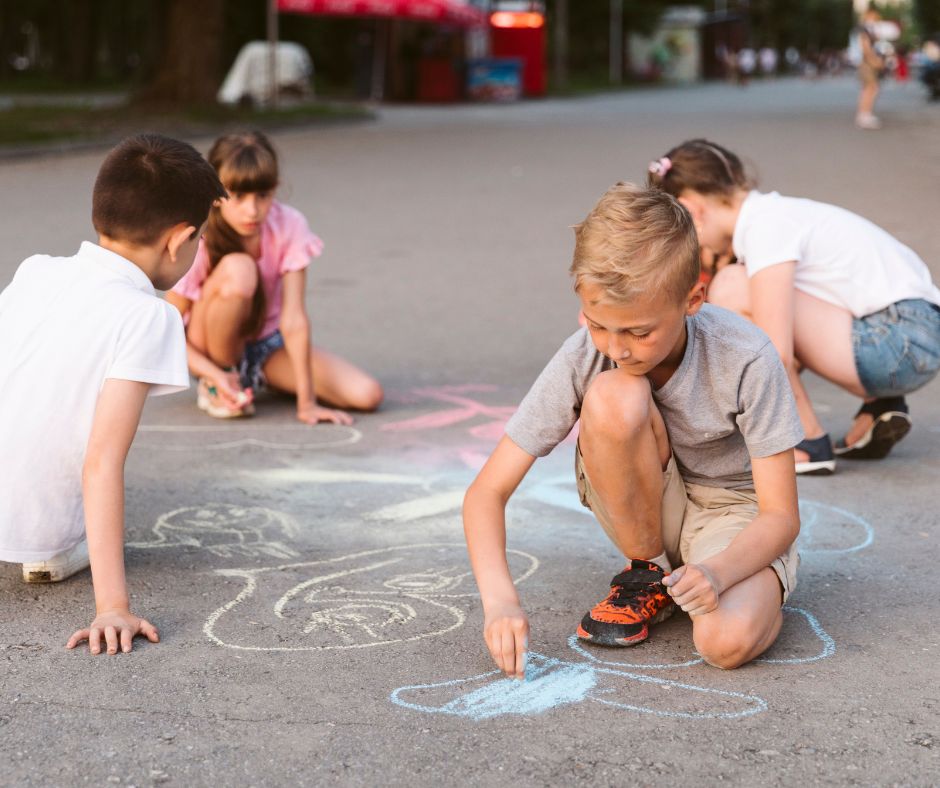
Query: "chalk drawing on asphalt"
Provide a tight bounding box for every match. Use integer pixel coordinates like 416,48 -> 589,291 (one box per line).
380,385 -> 517,442
127,504 -> 301,560
390,606 -> 834,721
390,652 -> 767,721
203,543 -> 539,652
797,500 -> 874,554
522,473 -> 875,556
134,423 -> 362,451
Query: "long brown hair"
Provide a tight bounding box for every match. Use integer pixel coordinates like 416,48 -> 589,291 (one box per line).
204,131 -> 279,338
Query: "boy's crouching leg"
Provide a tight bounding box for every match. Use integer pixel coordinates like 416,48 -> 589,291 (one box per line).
579,369 -> 669,560
691,568 -> 784,670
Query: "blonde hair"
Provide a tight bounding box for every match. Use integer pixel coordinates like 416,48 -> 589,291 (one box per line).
571,182 -> 699,304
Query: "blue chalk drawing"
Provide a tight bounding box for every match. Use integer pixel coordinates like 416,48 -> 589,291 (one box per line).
390,606 -> 834,721
797,500 -> 874,554
523,473 -> 875,556
391,652 -> 767,721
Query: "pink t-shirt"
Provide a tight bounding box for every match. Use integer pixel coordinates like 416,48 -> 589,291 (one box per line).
172,201 -> 324,339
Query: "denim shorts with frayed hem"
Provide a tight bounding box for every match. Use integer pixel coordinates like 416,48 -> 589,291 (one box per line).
853,299 -> 940,398
238,330 -> 285,390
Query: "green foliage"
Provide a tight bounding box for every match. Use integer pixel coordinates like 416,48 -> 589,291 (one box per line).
746,0 -> 854,52
914,0 -> 940,37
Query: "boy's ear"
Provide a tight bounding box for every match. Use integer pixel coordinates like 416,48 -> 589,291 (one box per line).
166,222 -> 198,263
685,281 -> 706,316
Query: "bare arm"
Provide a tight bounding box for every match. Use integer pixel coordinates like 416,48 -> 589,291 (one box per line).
164,291 -> 247,407
463,435 -> 536,678
67,379 -> 160,654
279,269 -> 349,425
749,261 -> 828,438
749,261 -> 797,369
665,449 -> 799,614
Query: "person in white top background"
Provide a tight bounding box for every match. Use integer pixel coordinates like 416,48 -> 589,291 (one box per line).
648,139 -> 940,476
0,135 -> 226,654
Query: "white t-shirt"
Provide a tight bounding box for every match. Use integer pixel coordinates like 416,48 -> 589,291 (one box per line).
732,191 -> 940,318
0,242 -> 189,562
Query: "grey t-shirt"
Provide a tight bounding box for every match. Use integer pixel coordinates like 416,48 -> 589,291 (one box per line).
505,304 -> 803,489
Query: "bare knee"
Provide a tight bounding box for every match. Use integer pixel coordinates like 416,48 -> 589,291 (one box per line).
581,369 -> 652,438
212,253 -> 258,299
350,378 -> 384,412
693,617 -> 761,670
706,264 -> 750,317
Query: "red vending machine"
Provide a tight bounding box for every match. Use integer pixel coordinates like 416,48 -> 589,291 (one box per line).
489,3 -> 546,97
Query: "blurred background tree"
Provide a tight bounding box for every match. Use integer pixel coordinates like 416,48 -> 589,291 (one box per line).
0,0 -> 931,103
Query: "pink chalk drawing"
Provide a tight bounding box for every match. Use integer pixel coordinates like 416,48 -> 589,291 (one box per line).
381,385 -> 516,441
381,385 -> 578,451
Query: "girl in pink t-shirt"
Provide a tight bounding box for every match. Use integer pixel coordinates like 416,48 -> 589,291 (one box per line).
167,132 -> 382,422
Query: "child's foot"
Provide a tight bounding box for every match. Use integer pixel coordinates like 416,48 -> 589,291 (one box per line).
197,378 -> 254,418
22,539 -> 89,583
855,113 -> 882,130
577,560 -> 674,647
794,433 -> 836,475
834,397 -> 911,459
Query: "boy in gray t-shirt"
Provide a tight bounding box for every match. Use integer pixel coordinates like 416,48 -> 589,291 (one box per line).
464,184 -> 803,676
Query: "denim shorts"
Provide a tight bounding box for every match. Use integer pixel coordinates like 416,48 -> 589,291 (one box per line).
238,330 -> 285,390
853,299 -> 940,397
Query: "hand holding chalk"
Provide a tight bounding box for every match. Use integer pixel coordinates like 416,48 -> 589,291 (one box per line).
482,602 -> 529,680
664,562 -> 720,617
211,369 -> 253,409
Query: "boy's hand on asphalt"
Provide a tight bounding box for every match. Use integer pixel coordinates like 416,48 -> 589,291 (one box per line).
296,402 -> 354,426
66,610 -> 160,655
483,603 -> 529,679
663,563 -> 720,617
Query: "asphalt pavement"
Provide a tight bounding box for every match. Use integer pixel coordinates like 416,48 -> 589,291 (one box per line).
1,76 -> 939,786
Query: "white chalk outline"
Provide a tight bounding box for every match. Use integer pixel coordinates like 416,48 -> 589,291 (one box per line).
135,423 -> 362,451
127,503 -> 301,559
203,543 -> 539,652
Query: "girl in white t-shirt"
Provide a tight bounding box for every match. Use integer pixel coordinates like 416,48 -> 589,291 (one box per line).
648,138 -> 940,475
167,132 -> 382,424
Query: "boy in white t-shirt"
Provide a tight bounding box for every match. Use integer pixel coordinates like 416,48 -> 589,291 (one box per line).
0,135 -> 225,655
648,139 -> 940,475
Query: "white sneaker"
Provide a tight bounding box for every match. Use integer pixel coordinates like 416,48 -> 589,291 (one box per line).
855,113 -> 882,130
196,378 -> 254,418
22,539 -> 90,583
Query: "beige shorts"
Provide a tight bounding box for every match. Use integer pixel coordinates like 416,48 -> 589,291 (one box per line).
575,446 -> 799,603
858,62 -> 880,86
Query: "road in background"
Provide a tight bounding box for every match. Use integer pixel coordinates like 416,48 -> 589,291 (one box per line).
2,77 -> 939,786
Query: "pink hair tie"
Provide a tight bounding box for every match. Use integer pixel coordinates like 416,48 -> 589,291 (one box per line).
649,157 -> 672,177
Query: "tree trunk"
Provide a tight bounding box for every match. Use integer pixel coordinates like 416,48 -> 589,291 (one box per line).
139,0 -> 225,105
552,0 -> 568,91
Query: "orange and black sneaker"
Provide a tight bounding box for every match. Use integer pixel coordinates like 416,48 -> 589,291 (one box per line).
576,560 -> 674,647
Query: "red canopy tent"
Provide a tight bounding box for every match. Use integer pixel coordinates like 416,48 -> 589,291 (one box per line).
277,0 -> 486,27
275,0 -> 486,100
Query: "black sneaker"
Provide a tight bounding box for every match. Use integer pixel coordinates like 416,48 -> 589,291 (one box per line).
795,434 -> 836,475
834,397 -> 911,460
576,560 -> 674,647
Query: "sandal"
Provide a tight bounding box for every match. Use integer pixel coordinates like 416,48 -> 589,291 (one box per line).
834,397 -> 911,460
795,433 -> 836,476
197,378 -> 254,419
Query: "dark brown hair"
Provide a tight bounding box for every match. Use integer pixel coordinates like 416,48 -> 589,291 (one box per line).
92,134 -> 226,246
204,131 -> 280,338
647,139 -> 752,200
